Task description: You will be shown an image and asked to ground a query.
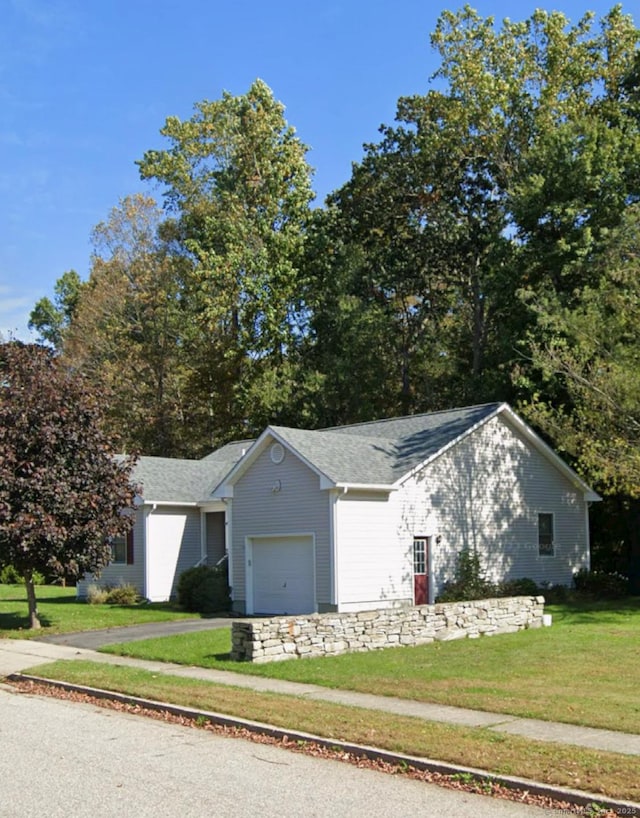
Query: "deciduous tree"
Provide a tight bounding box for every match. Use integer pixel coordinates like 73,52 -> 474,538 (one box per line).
0,342 -> 138,627
137,79 -> 314,443
28,269 -> 85,350
62,195 -> 192,456
518,205 -> 640,590
303,6 -> 640,427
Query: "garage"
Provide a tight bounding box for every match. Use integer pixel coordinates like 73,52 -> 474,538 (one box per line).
248,535 -> 315,615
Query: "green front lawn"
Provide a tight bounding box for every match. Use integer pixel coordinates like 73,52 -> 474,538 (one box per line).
0,584 -> 198,636
102,598 -> 640,734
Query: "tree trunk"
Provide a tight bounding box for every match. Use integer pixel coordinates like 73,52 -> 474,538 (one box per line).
24,571 -> 41,629
471,257 -> 486,378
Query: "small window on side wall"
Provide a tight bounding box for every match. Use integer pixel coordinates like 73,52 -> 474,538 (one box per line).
538,513 -> 554,556
111,529 -> 134,565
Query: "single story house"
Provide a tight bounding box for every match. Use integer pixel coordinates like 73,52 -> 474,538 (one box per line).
80,402 -> 600,612
77,440 -> 252,602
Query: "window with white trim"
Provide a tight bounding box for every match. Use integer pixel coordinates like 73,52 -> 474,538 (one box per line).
538,513 -> 554,556
413,537 -> 427,574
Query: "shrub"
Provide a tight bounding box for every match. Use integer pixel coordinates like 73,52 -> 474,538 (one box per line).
497,577 -> 540,597
177,565 -> 231,613
86,584 -> 109,605
436,548 -> 497,602
105,583 -> 140,605
573,568 -> 629,598
542,583 -> 570,604
0,565 -> 45,585
0,564 -> 23,585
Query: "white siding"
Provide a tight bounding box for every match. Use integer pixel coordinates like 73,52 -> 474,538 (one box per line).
334,490 -> 412,611
77,511 -> 146,597
399,414 -> 589,597
231,443 -> 330,612
146,506 -> 202,602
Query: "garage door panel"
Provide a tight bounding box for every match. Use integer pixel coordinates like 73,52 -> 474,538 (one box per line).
251,536 -> 314,615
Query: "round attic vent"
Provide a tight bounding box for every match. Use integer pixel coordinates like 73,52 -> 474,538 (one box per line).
270,442 -> 285,464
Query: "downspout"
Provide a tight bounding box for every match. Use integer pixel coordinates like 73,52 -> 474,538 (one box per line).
144,503 -> 157,600
329,490 -> 338,609
199,509 -> 207,566
223,498 -> 233,605
585,501 -> 592,573
330,486 -> 349,610
428,536 -> 435,605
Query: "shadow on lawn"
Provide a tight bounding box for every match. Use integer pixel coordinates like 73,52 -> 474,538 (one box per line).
0,611 -> 52,630
548,596 -> 640,625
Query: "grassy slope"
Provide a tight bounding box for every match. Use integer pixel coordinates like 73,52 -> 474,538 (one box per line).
100,598 -> 640,734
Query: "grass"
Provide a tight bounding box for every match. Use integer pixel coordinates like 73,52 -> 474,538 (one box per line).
100,597 -> 640,734
24,658 -> 640,803
0,583 -> 198,636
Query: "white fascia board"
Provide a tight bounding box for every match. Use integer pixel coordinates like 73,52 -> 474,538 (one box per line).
197,499 -> 227,512
332,482 -> 397,493
394,403 -> 505,488
140,500 -> 199,508
500,405 -> 602,502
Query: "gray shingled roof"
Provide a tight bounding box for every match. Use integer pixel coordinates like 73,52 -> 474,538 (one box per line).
271,403 -> 501,485
132,440 -> 250,503
200,439 -> 254,463
130,403 -> 503,501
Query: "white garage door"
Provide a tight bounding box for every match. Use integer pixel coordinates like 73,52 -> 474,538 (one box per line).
250,536 -> 315,615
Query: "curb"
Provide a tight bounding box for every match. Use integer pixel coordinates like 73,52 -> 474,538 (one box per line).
10,672 -> 639,816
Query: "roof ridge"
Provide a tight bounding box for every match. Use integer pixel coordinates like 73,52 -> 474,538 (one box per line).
135,455 -> 203,464
318,402 -> 502,434
273,425 -> 397,443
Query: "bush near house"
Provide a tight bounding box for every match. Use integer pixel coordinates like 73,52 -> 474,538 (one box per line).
436,549 -> 630,603
572,568 -> 629,598
436,549 -> 496,602
177,566 -> 231,613
86,583 -> 140,606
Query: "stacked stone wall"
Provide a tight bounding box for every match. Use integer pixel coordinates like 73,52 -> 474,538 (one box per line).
231,596 -> 545,663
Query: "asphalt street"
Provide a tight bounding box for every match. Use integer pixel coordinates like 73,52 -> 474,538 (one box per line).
0,685 -> 551,818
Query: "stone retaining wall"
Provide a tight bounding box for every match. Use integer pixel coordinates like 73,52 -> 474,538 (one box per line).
230,596 -> 545,663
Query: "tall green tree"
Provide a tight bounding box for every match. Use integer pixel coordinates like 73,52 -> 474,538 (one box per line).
0,342 -> 137,628
519,205 -> 640,590
303,6 -> 640,427
29,269 -> 85,350
62,195 -> 192,456
303,108 -> 513,424
137,79 -> 314,444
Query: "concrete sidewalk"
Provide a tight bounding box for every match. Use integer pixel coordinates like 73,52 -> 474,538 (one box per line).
1,636 -> 639,758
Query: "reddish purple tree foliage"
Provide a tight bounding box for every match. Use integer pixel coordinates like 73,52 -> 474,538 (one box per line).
0,342 -> 137,627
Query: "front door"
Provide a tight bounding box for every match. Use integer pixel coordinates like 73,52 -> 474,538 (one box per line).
413,537 -> 429,605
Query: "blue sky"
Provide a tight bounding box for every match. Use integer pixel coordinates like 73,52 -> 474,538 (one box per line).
0,0 -> 631,341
